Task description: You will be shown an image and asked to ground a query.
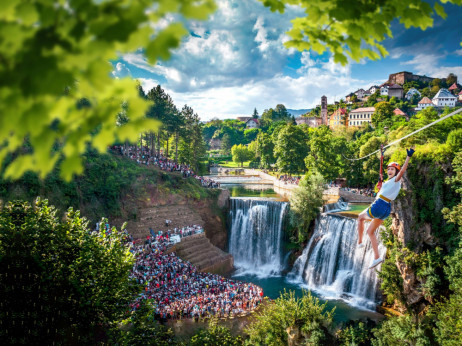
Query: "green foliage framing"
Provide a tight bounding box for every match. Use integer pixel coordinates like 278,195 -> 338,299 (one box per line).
260,0 -> 462,65
0,0 -> 216,180
0,198 -> 138,344
244,290 -> 335,345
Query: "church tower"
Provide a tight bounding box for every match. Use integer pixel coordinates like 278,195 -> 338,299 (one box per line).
321,95 -> 327,125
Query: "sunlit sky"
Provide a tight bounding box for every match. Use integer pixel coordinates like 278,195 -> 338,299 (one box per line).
113,0 -> 462,121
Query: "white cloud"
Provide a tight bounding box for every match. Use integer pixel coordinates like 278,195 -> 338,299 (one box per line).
455,49 -> 462,56
401,53 -> 462,78
112,62 -> 131,78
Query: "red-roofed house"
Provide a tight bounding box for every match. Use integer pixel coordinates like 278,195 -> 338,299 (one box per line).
458,90 -> 462,102
416,97 -> 434,111
448,83 -> 458,91
393,108 -> 409,121
348,107 -> 375,127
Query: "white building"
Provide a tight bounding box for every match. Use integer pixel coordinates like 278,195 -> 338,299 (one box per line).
432,88 -> 457,108
354,88 -> 367,99
380,85 -> 389,96
416,97 -> 434,111
348,107 -> 375,127
368,85 -> 380,94
405,88 -> 421,101
246,118 -> 259,128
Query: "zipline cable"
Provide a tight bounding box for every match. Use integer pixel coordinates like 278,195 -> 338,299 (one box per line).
343,107 -> 462,161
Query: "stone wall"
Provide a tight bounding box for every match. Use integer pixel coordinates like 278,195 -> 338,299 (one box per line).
339,190 -> 375,203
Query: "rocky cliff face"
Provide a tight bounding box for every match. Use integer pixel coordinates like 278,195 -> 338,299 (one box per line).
389,162 -> 454,311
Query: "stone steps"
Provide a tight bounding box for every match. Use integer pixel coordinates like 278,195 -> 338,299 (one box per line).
172,234 -> 233,274
126,204 -> 204,240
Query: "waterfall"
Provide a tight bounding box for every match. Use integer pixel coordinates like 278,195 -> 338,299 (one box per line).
323,198 -> 348,213
288,214 -> 386,309
228,198 -> 288,276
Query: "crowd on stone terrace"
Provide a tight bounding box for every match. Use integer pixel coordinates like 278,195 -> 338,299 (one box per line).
277,174 -> 300,185
111,145 -> 221,188
129,225 -> 263,321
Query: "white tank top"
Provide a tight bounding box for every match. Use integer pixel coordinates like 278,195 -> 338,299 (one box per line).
377,177 -> 401,201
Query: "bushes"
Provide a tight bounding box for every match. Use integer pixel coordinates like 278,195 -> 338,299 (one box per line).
245,290 -> 335,345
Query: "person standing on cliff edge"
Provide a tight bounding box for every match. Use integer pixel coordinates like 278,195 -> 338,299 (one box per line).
357,147 -> 415,269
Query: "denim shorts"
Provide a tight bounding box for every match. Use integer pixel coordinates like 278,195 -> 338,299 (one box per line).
367,198 -> 391,220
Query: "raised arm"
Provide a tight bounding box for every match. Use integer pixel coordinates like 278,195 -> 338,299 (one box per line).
396,147 -> 415,182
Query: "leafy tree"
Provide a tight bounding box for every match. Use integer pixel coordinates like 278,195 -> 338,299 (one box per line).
202,118 -> 223,143
0,199 -> 137,344
245,290 -> 335,345
190,318 -> 243,345
261,108 -> 278,127
446,129 -> 462,151
289,172 -> 324,243
243,128 -> 260,144
372,102 -> 394,127
178,105 -> 206,171
221,133 -> 232,155
231,144 -> 254,167
255,132 -> 275,168
260,0 -> 462,65
371,315 -> 432,345
274,124 -> 309,174
111,300 -> 176,345
305,126 -> 346,180
146,85 -> 180,156
275,104 -> 291,120
446,73 -> 458,87
0,0 -> 216,180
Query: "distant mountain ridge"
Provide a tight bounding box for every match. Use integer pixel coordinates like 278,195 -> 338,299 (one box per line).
287,109 -> 311,117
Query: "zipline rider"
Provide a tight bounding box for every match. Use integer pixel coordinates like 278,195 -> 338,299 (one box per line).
357,147 -> 415,269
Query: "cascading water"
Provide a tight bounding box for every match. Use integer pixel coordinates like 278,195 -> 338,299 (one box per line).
288,214 -> 386,309
228,198 -> 288,276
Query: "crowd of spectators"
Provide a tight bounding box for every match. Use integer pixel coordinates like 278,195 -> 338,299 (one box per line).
277,174 -> 300,185
340,186 -> 375,197
129,226 -> 263,321
111,145 -> 220,188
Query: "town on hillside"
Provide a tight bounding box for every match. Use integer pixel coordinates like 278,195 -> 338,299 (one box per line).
211,71 -> 461,134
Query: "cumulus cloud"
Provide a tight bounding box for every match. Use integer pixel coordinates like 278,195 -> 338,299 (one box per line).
112,62 -> 131,78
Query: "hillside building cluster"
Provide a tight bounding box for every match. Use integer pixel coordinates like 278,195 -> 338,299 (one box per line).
295,71 -> 461,129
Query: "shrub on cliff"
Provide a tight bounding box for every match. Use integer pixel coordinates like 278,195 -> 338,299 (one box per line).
244,290 -> 335,345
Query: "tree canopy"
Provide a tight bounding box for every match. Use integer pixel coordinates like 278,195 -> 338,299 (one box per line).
0,0 -> 215,180
260,0 -> 462,64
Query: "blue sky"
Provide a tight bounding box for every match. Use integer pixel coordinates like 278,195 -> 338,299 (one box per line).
113,0 -> 462,121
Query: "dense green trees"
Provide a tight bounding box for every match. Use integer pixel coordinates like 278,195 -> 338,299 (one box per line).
372,102 -> 394,127
245,291 -> 335,345
0,199 -> 137,344
274,124 -> 309,174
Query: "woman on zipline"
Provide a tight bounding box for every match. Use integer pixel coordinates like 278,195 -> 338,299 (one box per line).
357,147 -> 415,269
